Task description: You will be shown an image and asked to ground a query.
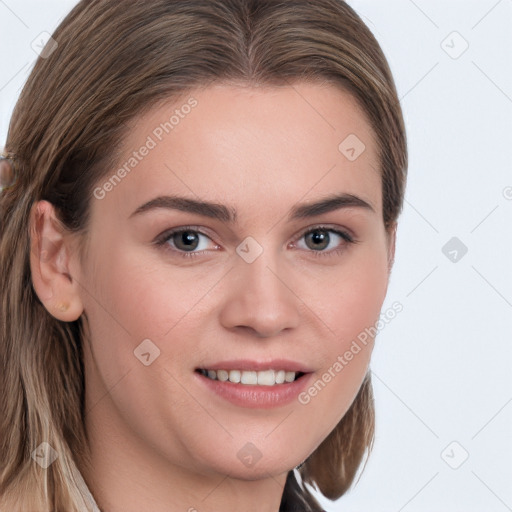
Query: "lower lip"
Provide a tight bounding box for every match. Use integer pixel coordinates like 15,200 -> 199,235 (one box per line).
194,371 -> 314,409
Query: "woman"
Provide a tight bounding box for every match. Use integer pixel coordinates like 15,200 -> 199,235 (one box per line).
0,0 -> 407,510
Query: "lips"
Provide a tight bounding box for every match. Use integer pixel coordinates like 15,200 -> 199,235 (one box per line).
194,358 -> 314,390
194,362 -> 315,408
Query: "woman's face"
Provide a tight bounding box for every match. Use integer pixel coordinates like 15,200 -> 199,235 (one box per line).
73,82 -> 394,480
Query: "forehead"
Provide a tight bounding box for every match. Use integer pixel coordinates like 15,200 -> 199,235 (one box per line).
96,82 -> 381,223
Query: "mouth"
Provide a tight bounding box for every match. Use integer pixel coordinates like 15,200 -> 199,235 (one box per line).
194,361 -> 315,409
195,368 -> 307,386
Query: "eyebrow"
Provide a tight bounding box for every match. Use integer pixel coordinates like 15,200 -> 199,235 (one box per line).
129,192 -> 375,223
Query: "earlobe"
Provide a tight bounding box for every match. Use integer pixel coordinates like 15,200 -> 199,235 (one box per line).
29,200 -> 84,321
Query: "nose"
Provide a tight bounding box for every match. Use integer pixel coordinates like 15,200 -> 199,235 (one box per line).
218,249 -> 301,338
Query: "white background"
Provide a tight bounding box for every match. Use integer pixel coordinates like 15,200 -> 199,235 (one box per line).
1,1 -> 511,511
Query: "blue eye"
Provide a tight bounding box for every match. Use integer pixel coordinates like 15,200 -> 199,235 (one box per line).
155,225 -> 357,259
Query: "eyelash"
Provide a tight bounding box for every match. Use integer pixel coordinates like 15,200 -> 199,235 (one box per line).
154,224 -> 358,260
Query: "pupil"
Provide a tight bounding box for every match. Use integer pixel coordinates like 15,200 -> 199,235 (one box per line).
177,231 -> 198,250
308,230 -> 328,250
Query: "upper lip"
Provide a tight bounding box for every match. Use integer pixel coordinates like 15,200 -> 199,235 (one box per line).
195,359 -> 314,373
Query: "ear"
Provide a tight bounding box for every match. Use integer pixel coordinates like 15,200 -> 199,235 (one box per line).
29,200 -> 84,321
386,221 -> 397,274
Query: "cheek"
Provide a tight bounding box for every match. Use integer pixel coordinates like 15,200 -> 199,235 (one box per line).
311,240 -> 390,345
299,243 -> 388,415
81,246 -> 203,422
79,244 -> 193,387
94,246 -> 212,340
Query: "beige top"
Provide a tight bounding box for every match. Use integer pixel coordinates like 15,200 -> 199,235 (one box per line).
70,460 -> 101,512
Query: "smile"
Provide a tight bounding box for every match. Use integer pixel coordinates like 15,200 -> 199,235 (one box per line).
196,368 -> 305,386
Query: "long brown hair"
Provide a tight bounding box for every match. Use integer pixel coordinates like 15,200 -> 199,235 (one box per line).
0,1 -> 407,510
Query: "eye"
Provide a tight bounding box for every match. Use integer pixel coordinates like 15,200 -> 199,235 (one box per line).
292,226 -> 357,257
155,226 -> 218,258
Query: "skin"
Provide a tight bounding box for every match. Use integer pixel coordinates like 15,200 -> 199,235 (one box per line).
29,82 -> 396,512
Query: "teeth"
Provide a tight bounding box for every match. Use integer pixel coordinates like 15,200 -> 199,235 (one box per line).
257,369 -> 274,386
200,369 -> 301,386
275,370 -> 285,384
285,371 -> 296,383
229,370 -> 241,383
217,369 -> 229,381
241,371 -> 258,385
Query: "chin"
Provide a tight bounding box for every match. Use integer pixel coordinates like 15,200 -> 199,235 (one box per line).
198,453 -> 293,480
